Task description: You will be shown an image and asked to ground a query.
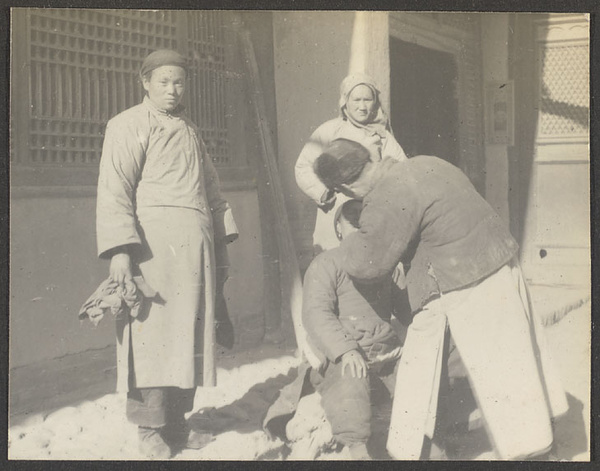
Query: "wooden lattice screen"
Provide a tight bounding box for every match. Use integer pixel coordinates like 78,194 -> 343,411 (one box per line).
12,9 -> 236,183
186,12 -> 230,166
538,43 -> 589,138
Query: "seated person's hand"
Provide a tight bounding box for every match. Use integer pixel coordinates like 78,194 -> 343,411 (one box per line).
341,349 -> 368,379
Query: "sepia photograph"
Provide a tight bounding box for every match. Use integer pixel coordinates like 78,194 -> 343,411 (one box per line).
8,8 -> 592,461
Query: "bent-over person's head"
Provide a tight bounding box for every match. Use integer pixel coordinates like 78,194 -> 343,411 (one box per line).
140,49 -> 188,112
334,199 -> 363,241
314,138 -> 372,199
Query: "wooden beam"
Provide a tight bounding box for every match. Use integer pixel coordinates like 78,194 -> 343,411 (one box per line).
238,27 -> 321,368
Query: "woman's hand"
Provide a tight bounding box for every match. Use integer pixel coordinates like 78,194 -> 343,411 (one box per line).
319,189 -> 337,212
341,349 -> 368,378
110,252 -> 133,289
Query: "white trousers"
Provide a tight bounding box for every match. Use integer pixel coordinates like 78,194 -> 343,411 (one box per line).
387,262 -> 568,460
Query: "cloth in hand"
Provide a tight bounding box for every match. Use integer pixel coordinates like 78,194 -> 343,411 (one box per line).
78,276 -> 157,327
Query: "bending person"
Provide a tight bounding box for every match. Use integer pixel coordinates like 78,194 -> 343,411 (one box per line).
313,139 -> 567,460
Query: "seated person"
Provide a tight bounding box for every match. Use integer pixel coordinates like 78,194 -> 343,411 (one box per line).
263,199 -> 408,460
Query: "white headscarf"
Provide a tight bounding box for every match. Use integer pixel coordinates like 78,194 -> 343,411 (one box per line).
339,73 -> 390,138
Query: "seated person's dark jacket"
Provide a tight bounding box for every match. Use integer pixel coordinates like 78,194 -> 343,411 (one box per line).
263,246 -> 406,439
341,156 -> 519,311
302,246 -> 403,369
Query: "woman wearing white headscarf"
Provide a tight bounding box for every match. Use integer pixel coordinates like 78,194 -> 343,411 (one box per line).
295,73 -> 407,253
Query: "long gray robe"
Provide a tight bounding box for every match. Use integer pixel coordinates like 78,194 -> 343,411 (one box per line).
96,97 -> 236,392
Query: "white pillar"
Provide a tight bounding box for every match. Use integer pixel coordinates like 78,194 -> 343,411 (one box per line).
349,11 -> 390,113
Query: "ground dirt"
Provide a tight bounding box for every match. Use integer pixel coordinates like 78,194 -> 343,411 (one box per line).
8,298 -> 590,461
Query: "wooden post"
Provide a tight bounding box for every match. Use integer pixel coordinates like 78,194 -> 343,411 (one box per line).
238,28 -> 321,368
231,12 -> 283,343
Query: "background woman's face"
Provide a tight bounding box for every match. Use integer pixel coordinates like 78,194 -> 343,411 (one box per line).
143,65 -> 186,112
345,84 -> 376,124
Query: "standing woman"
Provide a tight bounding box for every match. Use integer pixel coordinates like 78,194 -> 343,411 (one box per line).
96,50 -> 238,459
295,73 -> 407,253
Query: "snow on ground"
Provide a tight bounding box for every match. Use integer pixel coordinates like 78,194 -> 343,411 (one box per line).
9,353 -> 302,460
8,300 -> 591,461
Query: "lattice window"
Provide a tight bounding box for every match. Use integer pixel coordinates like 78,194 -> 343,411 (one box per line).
14,9 -> 233,171
185,11 -> 230,166
24,10 -> 177,166
539,44 -> 589,137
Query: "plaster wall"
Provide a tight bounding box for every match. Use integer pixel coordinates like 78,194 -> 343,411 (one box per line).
272,11 -> 355,268
9,189 -> 264,369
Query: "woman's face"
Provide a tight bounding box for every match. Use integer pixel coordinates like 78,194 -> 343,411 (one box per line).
345,84 -> 376,124
143,65 -> 186,112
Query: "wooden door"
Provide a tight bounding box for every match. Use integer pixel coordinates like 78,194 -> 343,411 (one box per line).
519,14 -> 590,286
389,37 -> 459,167
388,12 -> 485,192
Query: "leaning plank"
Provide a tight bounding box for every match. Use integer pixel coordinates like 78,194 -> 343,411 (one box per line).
238,28 -> 321,369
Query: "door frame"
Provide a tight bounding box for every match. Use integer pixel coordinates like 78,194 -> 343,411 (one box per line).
389,12 -> 485,193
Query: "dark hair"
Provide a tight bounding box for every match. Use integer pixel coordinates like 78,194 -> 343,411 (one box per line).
333,199 -> 362,240
336,199 -> 362,228
313,138 -> 370,190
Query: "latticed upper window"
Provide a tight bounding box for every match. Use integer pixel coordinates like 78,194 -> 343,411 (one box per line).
185,13 -> 230,166
11,9 -> 234,175
539,44 -> 589,137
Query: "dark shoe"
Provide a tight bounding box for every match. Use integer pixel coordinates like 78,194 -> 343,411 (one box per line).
420,436 -> 448,460
138,426 -> 172,459
164,420 -> 214,451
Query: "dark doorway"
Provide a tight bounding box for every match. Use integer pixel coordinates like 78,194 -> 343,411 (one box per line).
389,37 -> 459,166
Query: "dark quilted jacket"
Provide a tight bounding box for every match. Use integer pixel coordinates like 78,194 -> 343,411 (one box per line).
341,156 -> 519,311
302,247 -> 401,365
